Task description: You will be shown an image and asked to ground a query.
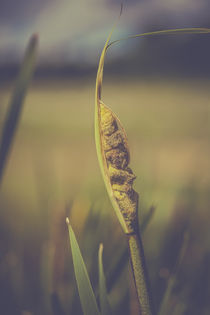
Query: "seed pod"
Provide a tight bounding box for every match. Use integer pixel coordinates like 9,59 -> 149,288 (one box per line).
95,29 -> 139,234
100,102 -> 118,136
99,102 -> 139,233
109,165 -> 136,187
113,189 -> 138,224
105,148 -> 129,169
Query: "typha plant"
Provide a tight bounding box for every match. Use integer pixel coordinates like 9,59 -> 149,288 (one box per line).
94,23 -> 210,315
95,26 -> 155,315
66,19 -> 210,315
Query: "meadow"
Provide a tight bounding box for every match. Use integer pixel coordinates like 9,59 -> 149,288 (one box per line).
0,77 -> 210,314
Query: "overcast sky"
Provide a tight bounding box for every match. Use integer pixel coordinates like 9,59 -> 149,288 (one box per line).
0,0 -> 209,65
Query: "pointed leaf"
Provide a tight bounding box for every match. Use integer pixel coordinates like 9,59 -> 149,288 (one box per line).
98,244 -> 113,315
66,218 -> 100,315
0,34 -> 38,184
140,205 -> 156,231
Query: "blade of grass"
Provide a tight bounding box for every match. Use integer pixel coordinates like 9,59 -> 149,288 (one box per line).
158,232 -> 189,315
98,244 -> 113,315
140,205 -> 156,232
0,34 -> 38,184
66,218 -> 100,315
107,245 -> 128,293
108,27 -> 210,48
51,292 -> 66,315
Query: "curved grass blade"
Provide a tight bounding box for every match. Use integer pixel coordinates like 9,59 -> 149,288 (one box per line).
108,27 -> 210,48
0,34 -> 38,184
140,205 -> 156,232
66,218 -> 100,315
98,244 -> 113,315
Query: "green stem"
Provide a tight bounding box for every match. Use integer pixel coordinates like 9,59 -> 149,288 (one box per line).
128,231 -> 155,315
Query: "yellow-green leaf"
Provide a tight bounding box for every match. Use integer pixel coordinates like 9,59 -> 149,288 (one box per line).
66,218 -> 100,315
98,244 -> 113,315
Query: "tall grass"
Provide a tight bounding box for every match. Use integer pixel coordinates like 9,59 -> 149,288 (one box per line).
0,34 -> 38,184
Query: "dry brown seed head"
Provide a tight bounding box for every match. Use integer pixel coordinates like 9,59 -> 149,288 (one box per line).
105,148 -> 129,169
99,101 -> 138,233
109,165 -> 136,185
113,190 -> 138,230
100,102 -> 118,136
102,130 -> 126,151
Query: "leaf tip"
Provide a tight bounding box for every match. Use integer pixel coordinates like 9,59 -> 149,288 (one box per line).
31,33 -> 39,43
120,2 -> 123,17
66,217 -> 70,225
99,243 -> 104,255
28,33 -> 39,52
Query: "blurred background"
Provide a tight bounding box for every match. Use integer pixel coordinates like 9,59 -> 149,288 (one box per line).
0,0 -> 210,314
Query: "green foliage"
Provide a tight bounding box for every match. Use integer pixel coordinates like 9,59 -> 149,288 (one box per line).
66,218 -> 100,315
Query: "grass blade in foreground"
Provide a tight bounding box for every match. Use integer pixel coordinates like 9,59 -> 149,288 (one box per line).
66,218 -> 100,315
0,34 -> 38,184
98,244 -> 113,315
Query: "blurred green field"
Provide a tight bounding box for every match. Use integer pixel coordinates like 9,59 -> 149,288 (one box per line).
0,78 -> 210,314
1,78 -> 210,218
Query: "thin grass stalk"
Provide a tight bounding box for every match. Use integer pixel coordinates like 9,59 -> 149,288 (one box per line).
106,205 -> 155,294
128,231 -> 155,315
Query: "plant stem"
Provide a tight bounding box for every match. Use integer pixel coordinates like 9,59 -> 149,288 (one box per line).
127,231 -> 155,315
